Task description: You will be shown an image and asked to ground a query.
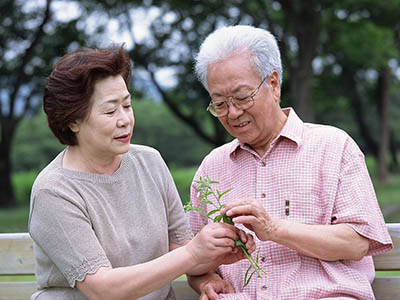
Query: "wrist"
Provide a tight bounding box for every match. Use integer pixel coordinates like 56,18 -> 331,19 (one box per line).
269,218 -> 289,242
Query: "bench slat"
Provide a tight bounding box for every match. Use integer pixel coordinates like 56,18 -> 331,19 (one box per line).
0,282 -> 37,300
372,223 -> 400,270
0,233 -> 35,275
372,277 -> 400,300
0,281 -> 197,300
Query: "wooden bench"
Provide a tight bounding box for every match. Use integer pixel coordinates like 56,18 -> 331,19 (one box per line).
0,224 -> 399,300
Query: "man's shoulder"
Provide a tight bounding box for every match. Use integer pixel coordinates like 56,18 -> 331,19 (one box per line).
203,139 -> 237,161
304,123 -> 352,143
302,123 -> 361,154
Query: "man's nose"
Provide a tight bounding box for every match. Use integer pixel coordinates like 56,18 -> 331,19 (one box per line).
226,99 -> 244,119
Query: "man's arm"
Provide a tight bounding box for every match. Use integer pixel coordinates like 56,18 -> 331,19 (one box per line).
221,198 -> 370,261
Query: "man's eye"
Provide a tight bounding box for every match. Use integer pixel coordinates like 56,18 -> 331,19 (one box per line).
213,101 -> 225,108
106,110 -> 116,115
235,95 -> 250,101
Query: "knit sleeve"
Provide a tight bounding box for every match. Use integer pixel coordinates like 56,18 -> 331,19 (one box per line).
157,153 -> 193,244
29,189 -> 111,287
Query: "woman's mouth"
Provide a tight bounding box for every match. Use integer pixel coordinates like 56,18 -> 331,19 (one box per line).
115,134 -> 130,143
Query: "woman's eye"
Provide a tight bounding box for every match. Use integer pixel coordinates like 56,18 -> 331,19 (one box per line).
106,110 -> 116,115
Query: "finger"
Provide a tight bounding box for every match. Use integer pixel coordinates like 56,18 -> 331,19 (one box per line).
226,204 -> 259,218
200,292 -> 210,300
220,198 -> 250,214
238,229 -> 248,243
246,236 -> 256,254
211,237 -> 237,249
204,284 -> 221,300
222,281 -> 235,293
231,215 -> 259,225
212,226 -> 240,241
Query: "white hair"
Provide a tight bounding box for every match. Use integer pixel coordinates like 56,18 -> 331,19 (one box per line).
194,25 -> 282,91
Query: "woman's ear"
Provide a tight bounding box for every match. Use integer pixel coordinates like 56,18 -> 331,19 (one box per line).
68,121 -> 79,133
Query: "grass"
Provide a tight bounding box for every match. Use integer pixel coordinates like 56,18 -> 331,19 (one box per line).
0,206 -> 30,233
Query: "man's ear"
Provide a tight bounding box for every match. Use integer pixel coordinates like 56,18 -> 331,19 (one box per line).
268,71 -> 281,102
68,121 -> 79,133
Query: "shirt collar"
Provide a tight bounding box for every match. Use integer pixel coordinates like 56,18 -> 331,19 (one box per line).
228,107 -> 304,159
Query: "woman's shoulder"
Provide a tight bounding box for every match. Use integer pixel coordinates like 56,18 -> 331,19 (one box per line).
127,144 -> 164,163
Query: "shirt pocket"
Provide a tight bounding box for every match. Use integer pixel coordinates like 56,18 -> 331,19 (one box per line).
284,192 -> 328,225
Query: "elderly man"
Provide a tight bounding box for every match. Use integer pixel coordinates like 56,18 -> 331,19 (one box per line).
187,25 -> 393,300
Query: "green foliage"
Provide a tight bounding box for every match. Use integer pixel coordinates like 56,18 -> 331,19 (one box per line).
12,100 -> 212,173
132,100 -> 213,167
0,206 -> 30,233
12,111 -> 64,172
170,167 -> 197,205
12,171 -> 38,207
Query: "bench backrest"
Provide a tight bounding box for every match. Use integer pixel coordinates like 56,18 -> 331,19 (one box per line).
0,223 -> 399,300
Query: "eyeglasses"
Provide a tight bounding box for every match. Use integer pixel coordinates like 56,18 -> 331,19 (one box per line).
207,75 -> 268,117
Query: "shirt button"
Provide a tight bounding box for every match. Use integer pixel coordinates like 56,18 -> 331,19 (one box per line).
261,256 -> 266,262
261,193 -> 266,198
261,161 -> 266,167
262,285 -> 267,290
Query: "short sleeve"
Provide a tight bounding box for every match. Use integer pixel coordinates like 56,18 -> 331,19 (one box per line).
331,138 -> 392,256
29,189 -> 111,287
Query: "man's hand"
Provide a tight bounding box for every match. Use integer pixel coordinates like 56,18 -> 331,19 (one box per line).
188,271 -> 235,300
220,198 -> 277,241
199,278 -> 235,300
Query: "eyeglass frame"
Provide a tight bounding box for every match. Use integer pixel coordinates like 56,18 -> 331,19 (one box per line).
206,75 -> 268,117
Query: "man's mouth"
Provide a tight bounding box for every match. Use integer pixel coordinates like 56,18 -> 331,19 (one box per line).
236,121 -> 250,127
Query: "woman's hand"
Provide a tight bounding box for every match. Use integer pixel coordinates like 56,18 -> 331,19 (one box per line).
185,223 -> 238,264
185,222 -> 254,265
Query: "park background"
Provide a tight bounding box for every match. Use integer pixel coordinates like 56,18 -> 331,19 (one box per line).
1,0 -> 400,233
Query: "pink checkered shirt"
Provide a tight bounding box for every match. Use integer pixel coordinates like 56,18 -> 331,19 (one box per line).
188,108 -> 392,300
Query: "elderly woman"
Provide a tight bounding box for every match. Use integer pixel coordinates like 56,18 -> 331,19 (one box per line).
28,45 -> 254,300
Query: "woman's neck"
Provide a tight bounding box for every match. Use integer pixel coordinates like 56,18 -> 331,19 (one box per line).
62,146 -> 123,175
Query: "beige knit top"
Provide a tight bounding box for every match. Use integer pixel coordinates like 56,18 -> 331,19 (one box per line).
29,144 -> 192,299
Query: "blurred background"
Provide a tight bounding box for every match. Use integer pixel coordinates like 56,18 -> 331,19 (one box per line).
1,0 -> 400,232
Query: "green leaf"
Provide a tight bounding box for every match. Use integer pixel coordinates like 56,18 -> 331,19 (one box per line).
222,214 -> 234,225
213,214 -> 223,222
206,209 -> 220,217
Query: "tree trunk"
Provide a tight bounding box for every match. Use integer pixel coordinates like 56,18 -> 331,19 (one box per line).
342,67 -> 379,158
290,68 -> 314,121
0,120 -> 15,208
278,0 -> 322,122
377,67 -> 390,183
390,132 -> 399,172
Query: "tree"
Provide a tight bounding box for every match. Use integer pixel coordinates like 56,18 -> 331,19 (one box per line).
0,0 -> 89,207
319,1 -> 400,182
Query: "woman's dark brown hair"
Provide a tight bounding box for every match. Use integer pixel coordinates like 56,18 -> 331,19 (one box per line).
43,45 -> 131,145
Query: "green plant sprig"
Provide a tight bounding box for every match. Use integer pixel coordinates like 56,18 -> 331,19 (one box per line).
185,176 -> 266,287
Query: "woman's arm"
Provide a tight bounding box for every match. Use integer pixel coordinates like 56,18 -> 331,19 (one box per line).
76,223 -> 246,300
